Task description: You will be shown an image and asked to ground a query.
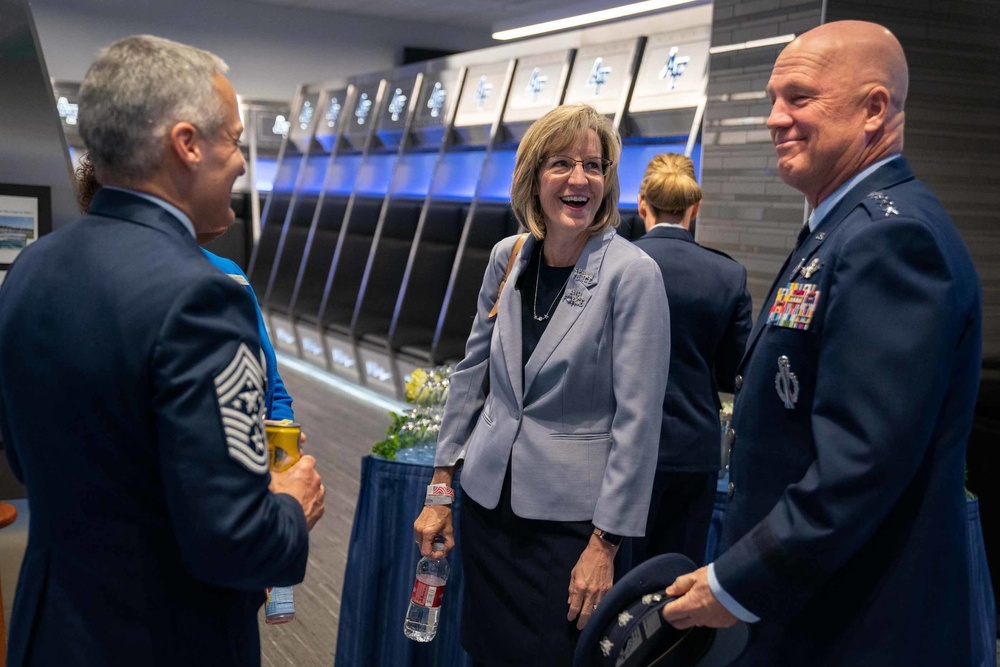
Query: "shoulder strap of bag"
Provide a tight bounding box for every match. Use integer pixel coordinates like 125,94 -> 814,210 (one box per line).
488,233 -> 529,319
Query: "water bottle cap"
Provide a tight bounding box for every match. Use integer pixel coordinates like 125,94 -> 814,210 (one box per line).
431,539 -> 445,552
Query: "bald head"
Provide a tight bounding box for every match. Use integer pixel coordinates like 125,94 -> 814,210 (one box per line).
789,21 -> 908,109
766,21 -> 909,206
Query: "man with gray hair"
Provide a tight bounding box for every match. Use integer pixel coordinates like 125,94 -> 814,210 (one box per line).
0,35 -> 324,666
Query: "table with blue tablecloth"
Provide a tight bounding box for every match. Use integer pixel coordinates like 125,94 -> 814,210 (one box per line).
336,455 -> 472,667
336,457 -> 995,667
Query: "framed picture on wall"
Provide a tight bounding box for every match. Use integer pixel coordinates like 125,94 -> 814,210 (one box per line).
0,183 -> 51,271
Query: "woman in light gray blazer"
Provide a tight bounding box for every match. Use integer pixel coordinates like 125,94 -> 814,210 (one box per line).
413,104 -> 670,667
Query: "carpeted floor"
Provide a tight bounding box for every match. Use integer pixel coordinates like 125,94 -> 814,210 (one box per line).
255,362 -> 394,667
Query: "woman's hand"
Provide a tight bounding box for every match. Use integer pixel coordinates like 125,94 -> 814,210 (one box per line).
412,466 -> 457,558
566,533 -> 617,629
413,505 -> 454,558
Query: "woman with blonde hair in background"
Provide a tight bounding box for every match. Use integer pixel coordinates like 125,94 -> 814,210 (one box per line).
632,153 -> 752,567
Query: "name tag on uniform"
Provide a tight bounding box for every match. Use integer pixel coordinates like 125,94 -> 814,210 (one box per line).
226,273 -> 249,286
767,282 -> 820,330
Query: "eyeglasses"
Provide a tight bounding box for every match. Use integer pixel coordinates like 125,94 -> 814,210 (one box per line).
540,155 -> 611,178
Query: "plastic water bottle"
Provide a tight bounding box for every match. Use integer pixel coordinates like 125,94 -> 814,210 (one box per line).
403,541 -> 450,642
265,586 -> 295,624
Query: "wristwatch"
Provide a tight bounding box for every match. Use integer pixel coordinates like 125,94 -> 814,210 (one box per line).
592,526 -> 623,547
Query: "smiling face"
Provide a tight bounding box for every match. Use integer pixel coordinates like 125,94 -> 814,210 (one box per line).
189,74 -> 246,242
536,130 -> 605,243
766,38 -> 872,207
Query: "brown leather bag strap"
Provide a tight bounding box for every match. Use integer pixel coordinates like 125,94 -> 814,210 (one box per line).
488,233 -> 529,319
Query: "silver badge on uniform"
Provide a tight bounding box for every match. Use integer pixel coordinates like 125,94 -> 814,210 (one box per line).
800,258 -> 822,279
774,355 -> 799,409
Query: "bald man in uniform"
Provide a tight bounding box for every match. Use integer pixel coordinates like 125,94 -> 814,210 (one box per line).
661,21 -> 982,667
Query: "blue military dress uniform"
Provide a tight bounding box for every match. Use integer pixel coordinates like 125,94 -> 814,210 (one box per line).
714,157 -> 982,666
633,225 -> 752,565
0,189 -> 310,667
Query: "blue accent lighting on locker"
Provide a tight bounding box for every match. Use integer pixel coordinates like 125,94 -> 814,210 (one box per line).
271,158 -> 301,194
299,155 -> 330,195
429,150 -> 486,200
355,154 -> 398,197
477,149 -> 517,203
390,152 -> 439,199
325,155 -> 363,195
254,157 -> 278,192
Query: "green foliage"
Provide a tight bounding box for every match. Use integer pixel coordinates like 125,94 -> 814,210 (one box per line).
371,412 -> 419,461
371,365 -> 453,460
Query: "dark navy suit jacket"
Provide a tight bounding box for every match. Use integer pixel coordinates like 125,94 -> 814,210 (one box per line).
715,157 -> 982,666
634,226 -> 752,471
0,189 -> 309,667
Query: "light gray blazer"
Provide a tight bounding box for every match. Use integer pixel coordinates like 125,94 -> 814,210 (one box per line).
435,227 -> 670,536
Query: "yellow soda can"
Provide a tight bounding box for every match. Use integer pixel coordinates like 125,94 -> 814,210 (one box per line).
265,420 -> 301,472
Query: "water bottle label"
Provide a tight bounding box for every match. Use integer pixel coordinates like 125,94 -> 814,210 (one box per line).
410,579 -> 445,608
266,586 -> 295,616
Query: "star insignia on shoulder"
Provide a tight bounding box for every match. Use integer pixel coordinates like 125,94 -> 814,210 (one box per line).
599,638 -> 614,657
867,191 -> 899,217
618,610 -> 633,626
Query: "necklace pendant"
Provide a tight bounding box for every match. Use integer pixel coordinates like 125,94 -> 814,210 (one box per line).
533,314 -> 550,322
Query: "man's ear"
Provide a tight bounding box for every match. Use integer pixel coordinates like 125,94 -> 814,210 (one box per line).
863,85 -> 890,135
169,122 -> 201,171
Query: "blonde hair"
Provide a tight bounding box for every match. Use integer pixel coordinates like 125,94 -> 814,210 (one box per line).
639,153 -> 702,218
510,104 -> 621,239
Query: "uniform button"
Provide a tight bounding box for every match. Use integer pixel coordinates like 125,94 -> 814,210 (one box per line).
727,481 -> 735,498
734,374 -> 743,390
727,428 -> 736,446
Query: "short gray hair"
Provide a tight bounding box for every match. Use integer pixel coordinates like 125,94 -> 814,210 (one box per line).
78,35 -> 229,182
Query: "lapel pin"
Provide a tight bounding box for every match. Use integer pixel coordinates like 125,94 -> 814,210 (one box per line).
572,268 -> 594,285
565,290 -> 585,307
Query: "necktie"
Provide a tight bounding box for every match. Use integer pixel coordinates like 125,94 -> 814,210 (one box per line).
795,223 -> 811,247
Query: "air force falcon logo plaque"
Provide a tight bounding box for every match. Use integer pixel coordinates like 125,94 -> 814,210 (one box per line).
215,342 -> 268,473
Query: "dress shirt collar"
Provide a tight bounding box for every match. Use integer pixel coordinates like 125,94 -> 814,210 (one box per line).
808,154 -> 901,232
649,222 -> 688,231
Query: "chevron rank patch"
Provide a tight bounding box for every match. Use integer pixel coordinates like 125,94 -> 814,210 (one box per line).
214,342 -> 268,474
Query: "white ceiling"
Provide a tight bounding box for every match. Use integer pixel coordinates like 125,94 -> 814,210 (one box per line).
243,0 -> 629,30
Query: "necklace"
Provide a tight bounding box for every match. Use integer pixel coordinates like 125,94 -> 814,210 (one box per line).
533,246 -> 571,322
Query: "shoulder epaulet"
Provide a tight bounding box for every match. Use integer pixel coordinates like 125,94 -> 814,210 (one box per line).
860,190 -> 903,220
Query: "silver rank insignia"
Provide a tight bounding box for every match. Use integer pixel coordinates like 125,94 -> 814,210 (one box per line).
800,258 -> 822,279
214,342 -> 268,473
774,355 -> 800,409
618,610 -> 634,627
867,191 -> 899,217
565,289 -> 585,307
599,638 -> 614,657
